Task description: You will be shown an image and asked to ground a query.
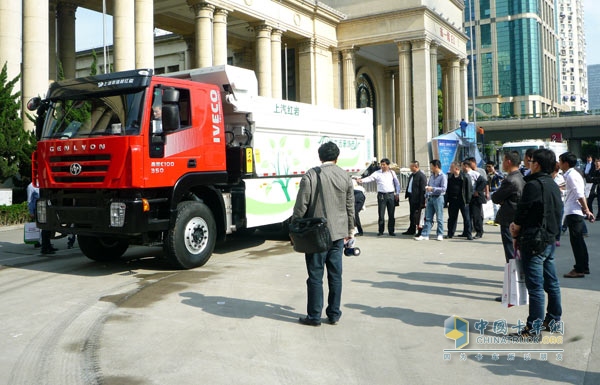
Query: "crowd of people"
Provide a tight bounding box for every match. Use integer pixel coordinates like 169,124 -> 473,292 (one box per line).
292,143 -> 597,339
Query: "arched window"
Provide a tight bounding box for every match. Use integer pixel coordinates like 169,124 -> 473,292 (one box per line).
356,73 -> 377,151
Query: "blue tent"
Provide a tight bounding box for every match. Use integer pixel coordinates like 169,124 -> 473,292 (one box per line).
429,123 -> 483,173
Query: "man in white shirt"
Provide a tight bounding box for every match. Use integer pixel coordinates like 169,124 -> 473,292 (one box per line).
358,158 -> 400,236
559,152 -> 595,278
583,155 -> 594,178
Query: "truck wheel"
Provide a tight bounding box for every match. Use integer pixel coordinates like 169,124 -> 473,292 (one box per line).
165,201 -> 216,269
78,235 -> 129,262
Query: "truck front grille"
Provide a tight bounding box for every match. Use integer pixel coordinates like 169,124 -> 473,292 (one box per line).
49,154 -> 111,184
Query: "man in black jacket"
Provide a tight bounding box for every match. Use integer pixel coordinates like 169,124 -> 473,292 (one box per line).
492,150 -> 526,262
402,160 -> 427,236
463,160 -> 487,238
510,149 -> 563,338
446,161 -> 473,239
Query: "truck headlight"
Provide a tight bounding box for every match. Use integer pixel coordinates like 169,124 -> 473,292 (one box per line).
110,202 -> 126,227
36,200 -> 47,223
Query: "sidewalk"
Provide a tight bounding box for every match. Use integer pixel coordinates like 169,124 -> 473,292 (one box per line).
0,193 -> 599,384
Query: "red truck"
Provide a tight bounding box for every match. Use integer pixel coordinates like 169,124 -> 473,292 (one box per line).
28,65 -> 373,269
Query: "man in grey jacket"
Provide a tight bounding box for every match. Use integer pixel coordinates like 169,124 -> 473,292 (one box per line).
293,142 -> 354,326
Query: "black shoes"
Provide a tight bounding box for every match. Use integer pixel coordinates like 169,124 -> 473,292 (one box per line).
299,316 -> 339,326
474,233 -> 483,239
401,231 -> 415,236
298,317 -> 321,327
41,246 -> 58,255
389,232 -> 396,236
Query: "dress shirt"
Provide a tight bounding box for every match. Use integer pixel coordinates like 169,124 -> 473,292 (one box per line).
426,172 -> 447,197
407,174 -> 414,194
563,168 -> 585,216
361,170 -> 400,194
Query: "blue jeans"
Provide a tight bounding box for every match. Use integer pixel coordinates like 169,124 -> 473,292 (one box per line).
305,239 -> 344,321
421,195 -> 444,237
521,243 -> 562,328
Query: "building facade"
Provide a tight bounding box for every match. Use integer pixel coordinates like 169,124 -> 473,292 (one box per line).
588,64 -> 600,111
0,0 -> 468,168
464,0 -> 564,118
557,0 -> 588,111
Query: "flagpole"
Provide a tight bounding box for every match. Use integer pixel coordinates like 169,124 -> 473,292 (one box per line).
102,0 -> 108,73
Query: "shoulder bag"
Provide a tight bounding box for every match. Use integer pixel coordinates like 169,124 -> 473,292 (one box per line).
289,167 -> 332,254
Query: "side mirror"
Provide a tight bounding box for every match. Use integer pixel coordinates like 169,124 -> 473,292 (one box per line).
27,97 -> 41,111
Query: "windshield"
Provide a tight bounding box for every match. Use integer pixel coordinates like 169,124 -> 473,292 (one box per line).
42,90 -> 145,139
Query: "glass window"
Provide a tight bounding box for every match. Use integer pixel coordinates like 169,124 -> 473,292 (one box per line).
481,24 -> 492,49
482,53 -> 494,96
467,54 -> 478,98
500,102 -> 514,116
480,0 -> 491,19
43,91 -> 145,138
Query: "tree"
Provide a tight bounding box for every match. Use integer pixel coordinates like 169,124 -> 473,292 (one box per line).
0,62 -> 36,186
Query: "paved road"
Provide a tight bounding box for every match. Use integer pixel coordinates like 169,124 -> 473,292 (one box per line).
1,194 -> 599,385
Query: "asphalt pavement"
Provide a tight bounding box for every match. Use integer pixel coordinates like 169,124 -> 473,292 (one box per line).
0,193 -> 599,385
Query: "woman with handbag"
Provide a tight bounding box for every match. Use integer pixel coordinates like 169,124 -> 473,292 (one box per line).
292,142 -> 354,327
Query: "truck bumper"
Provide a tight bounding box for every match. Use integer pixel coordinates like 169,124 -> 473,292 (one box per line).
36,191 -> 170,237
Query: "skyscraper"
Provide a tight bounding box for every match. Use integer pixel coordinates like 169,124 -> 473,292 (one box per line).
588,64 -> 600,110
465,0 -> 562,118
557,0 -> 588,111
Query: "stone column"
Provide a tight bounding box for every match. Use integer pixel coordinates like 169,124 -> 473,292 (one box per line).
396,41 -> 412,167
113,0 -> 135,71
49,4 -> 57,81
332,50 -> 342,108
430,42 -> 439,137
297,38 -> 315,103
22,0 -> 49,132
447,56 -> 461,132
213,8 -> 228,66
314,40 -> 333,106
384,69 -> 396,160
341,48 -> 357,109
411,38 -> 432,167
270,29 -> 283,99
460,58 -> 469,122
254,24 -> 272,97
0,1 -> 22,83
190,2 -> 215,68
135,0 -> 154,69
57,2 -> 77,79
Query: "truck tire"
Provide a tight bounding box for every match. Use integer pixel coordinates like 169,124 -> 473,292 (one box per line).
78,235 -> 129,262
165,201 -> 216,269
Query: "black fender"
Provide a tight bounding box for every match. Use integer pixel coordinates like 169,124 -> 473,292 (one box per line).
170,172 -> 229,241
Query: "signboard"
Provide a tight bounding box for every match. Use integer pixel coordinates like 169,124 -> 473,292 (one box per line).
550,132 -> 563,142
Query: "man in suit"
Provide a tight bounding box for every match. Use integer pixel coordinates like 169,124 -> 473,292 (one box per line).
463,160 -> 487,239
402,160 -> 427,236
446,161 -> 473,240
293,142 -> 354,326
